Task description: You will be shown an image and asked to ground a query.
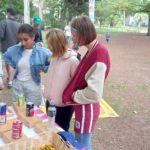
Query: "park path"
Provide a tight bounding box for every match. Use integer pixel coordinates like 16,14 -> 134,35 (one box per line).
0,32 -> 150,150
91,33 -> 150,150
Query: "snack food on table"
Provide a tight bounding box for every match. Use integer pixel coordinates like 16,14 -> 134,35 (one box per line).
39,144 -> 56,150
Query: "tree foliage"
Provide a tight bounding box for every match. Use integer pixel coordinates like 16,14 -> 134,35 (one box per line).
0,0 -> 150,35
129,0 -> 150,35
44,0 -> 88,28
0,0 -> 23,21
95,0 -> 150,35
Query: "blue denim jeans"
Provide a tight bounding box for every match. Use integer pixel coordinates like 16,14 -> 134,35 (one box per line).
75,132 -> 92,150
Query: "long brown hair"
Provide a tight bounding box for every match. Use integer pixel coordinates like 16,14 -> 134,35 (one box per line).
46,28 -> 68,57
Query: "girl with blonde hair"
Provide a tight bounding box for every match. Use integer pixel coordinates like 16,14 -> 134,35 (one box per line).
44,28 -> 79,131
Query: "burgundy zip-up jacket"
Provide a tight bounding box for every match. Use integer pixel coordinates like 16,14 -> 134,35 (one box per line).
63,42 -> 110,133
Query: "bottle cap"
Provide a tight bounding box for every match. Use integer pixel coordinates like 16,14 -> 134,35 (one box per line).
49,100 -> 55,106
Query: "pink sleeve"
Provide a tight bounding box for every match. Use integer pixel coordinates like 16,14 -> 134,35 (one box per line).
70,57 -> 79,77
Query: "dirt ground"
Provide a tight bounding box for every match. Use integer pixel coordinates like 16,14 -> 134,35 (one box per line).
91,33 -> 150,150
0,32 -> 150,150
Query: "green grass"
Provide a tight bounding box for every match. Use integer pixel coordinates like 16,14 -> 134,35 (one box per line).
96,27 -> 124,35
96,26 -> 147,35
42,26 -> 148,45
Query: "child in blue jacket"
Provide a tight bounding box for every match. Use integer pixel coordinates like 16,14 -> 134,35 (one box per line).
3,24 -> 51,105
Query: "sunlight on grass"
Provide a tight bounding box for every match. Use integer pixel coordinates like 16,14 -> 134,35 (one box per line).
96,26 -> 147,35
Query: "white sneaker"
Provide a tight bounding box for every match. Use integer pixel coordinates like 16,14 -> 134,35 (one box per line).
7,81 -> 13,89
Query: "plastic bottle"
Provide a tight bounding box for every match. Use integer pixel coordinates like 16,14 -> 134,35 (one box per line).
47,100 -> 56,131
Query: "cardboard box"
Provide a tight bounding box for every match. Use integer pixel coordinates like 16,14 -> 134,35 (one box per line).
0,120 -> 14,136
34,122 -> 59,134
18,113 -> 42,128
34,122 -> 48,133
12,102 -> 26,114
2,130 -> 27,143
0,105 -> 75,150
0,132 -> 75,150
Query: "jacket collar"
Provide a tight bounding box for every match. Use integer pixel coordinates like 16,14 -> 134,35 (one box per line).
18,43 -> 37,54
7,17 -> 16,21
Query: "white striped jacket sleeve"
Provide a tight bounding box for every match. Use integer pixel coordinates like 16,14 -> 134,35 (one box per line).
73,62 -> 106,104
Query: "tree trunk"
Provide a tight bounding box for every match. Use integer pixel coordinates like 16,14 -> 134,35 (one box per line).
147,13 -> 150,36
60,5 -> 67,29
39,0 -> 44,20
99,19 -> 103,28
110,19 -> 114,27
123,10 -> 126,26
24,0 -> 30,24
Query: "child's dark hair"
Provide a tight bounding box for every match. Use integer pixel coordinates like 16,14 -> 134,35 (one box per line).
18,24 -> 35,37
